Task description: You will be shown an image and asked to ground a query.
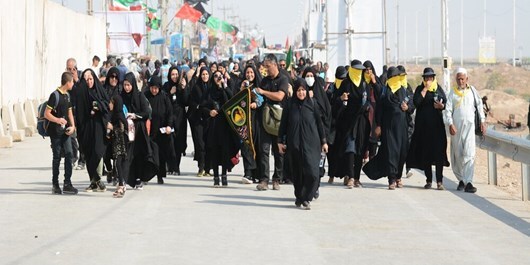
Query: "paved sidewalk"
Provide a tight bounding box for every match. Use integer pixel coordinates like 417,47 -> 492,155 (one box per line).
1,135 -> 530,265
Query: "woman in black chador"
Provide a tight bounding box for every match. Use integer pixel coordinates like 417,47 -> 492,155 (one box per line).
121,72 -> 159,189
162,66 -> 188,175
363,67 -> 414,190
76,69 -> 110,192
146,76 -> 176,184
278,78 -> 328,210
202,70 -> 239,187
239,65 -> 263,184
332,59 -> 372,188
406,67 -> 450,190
103,66 -> 122,184
187,67 -> 210,177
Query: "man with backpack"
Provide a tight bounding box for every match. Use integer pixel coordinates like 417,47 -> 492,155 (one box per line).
44,72 -> 78,195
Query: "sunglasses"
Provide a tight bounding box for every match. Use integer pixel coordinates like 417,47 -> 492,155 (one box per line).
109,75 -> 118,79
279,64 -> 286,67
214,74 -> 222,78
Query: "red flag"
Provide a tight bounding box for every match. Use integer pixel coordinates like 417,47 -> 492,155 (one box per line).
132,33 -> 142,47
175,3 -> 202,23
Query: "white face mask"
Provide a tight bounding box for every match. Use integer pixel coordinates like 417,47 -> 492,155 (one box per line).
305,77 -> 315,87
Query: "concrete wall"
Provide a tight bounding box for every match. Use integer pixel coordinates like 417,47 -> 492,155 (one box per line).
0,0 -> 106,147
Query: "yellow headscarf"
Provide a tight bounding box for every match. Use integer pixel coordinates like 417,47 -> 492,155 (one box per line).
399,75 -> 408,88
423,79 -> 438,92
348,67 -> 362,87
335,79 -> 343,89
387,76 -> 402,94
364,72 -> 371,84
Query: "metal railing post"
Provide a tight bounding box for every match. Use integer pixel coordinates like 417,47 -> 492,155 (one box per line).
487,151 -> 497,185
522,163 -> 530,201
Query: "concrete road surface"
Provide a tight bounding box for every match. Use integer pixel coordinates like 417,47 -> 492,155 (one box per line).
1,135 -> 530,265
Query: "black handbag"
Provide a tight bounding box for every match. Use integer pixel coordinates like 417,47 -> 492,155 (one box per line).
470,87 -> 483,136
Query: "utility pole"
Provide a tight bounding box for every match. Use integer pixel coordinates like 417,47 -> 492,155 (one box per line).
428,7 -> 431,65
396,0 -> 400,65
512,0 -> 515,67
441,0 -> 450,94
345,0 -> 355,63
460,0 -> 464,66
383,0 -> 389,65
87,0 -> 93,15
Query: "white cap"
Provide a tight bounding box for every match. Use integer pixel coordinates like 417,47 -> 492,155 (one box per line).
455,67 -> 467,75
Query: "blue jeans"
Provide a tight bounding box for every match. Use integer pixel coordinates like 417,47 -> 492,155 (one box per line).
50,135 -> 73,185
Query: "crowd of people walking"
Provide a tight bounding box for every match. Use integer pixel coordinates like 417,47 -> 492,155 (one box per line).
44,54 -> 486,209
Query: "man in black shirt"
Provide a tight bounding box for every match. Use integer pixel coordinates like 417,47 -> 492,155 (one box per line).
45,72 -> 78,194
255,54 -> 289,191
66,58 -> 85,170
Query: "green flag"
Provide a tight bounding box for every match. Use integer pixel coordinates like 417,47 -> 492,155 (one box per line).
285,46 -> 293,70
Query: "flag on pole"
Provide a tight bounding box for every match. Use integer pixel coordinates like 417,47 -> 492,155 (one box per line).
110,0 -> 142,11
222,89 -> 255,159
285,37 -> 289,50
262,38 -> 267,48
285,46 -> 293,70
175,2 -> 202,22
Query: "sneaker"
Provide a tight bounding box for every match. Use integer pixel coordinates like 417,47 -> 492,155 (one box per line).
302,201 -> 311,210
85,182 -> 97,192
389,182 -> 396,190
295,199 -> 302,208
465,183 -> 477,193
343,177 -> 349,186
272,180 -> 281,190
52,184 -> 62,195
157,177 -> 164,184
75,164 -> 85,170
96,181 -> 107,192
424,182 -> 432,189
63,184 -> 78,195
256,181 -> 268,191
241,176 -> 253,184
457,181 -> 465,191
406,170 -> 413,178
197,170 -> 205,177
135,183 -> 144,190
314,189 -> 320,200
346,178 -> 354,189
436,182 -> 445,190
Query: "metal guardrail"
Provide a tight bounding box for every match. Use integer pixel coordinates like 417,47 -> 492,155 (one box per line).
476,127 -> 530,201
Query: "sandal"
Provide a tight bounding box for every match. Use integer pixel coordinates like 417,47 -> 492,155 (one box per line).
113,186 -> 125,198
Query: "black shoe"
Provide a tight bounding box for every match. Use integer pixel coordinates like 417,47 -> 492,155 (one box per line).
302,201 -> 311,210
96,181 -> 107,192
176,169 -> 181,176
465,183 -> 477,193
63,184 -> 78,195
157,177 -> 164,184
457,181 -> 465,191
213,176 -> 220,187
85,182 -> 98,192
221,175 -> 228,187
52,184 -> 62,195
295,199 -> 302,208
314,189 -> 320,200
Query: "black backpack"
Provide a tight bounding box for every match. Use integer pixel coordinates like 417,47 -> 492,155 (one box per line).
37,91 -> 62,138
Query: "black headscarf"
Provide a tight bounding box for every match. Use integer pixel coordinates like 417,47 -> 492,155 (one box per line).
104,67 -> 120,87
121,72 -> 142,113
110,95 -> 127,131
301,67 -> 331,137
76,68 -> 110,126
163,66 -> 181,91
243,65 -> 262,89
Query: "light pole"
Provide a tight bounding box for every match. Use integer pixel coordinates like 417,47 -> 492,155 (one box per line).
441,0 -> 450,94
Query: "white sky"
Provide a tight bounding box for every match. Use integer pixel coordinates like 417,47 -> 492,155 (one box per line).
54,0 -> 530,60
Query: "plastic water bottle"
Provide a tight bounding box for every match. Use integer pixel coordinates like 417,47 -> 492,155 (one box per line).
404,96 -> 410,104
433,92 -> 439,102
362,91 -> 367,105
319,152 -> 326,167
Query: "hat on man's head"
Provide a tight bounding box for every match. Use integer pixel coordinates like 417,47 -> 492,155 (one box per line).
350,59 -> 366,70
422,67 -> 436,77
148,76 -> 162,88
335,66 -> 347,79
387,66 -> 401,79
396,65 -> 407,75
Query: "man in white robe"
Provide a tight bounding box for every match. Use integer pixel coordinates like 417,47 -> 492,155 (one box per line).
443,68 -> 486,193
